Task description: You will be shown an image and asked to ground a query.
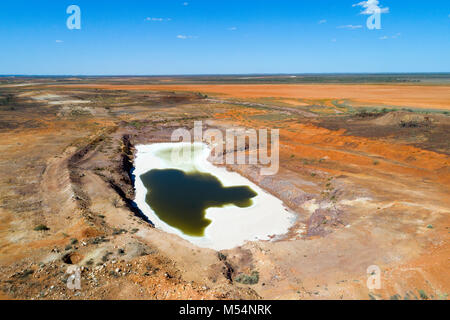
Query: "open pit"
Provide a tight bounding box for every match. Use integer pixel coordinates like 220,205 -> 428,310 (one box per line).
134,142 -> 296,250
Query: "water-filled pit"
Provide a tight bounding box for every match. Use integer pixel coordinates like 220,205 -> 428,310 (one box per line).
134,142 -> 295,250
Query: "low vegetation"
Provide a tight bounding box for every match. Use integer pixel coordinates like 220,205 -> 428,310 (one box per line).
33,224 -> 50,231
235,271 -> 259,285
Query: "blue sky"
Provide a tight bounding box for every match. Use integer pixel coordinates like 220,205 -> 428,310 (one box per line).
0,0 -> 449,75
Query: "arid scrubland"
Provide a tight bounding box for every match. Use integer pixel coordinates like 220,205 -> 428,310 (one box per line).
0,77 -> 448,300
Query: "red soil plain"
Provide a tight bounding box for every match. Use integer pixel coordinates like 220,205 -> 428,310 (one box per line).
55,83 -> 450,110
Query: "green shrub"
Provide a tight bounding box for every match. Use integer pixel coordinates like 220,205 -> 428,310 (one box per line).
34,224 -> 50,231
418,290 -> 428,300
217,252 -> 227,261
112,228 -> 127,235
17,269 -> 34,279
235,271 -> 259,285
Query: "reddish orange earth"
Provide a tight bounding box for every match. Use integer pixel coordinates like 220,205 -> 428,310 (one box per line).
53,84 -> 450,110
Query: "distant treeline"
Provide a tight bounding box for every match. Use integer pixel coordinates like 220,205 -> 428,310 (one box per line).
1,73 -> 450,85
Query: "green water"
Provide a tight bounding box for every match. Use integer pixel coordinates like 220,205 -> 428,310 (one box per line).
140,169 -> 257,237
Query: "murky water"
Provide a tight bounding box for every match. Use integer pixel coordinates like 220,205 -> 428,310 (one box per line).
141,169 -> 257,236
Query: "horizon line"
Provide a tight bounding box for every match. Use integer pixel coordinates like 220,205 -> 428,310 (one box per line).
1,72 -> 450,78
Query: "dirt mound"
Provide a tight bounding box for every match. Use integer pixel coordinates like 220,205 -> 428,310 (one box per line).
62,252 -> 84,265
371,111 -> 450,126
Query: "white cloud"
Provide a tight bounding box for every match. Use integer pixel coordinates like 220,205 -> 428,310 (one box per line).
337,24 -> 363,29
228,27 -> 237,31
380,33 -> 401,40
353,0 -> 389,15
183,2 -> 189,6
145,17 -> 171,22
318,19 -> 327,24
177,35 -> 197,39
331,38 -> 337,42
55,40 -> 63,43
